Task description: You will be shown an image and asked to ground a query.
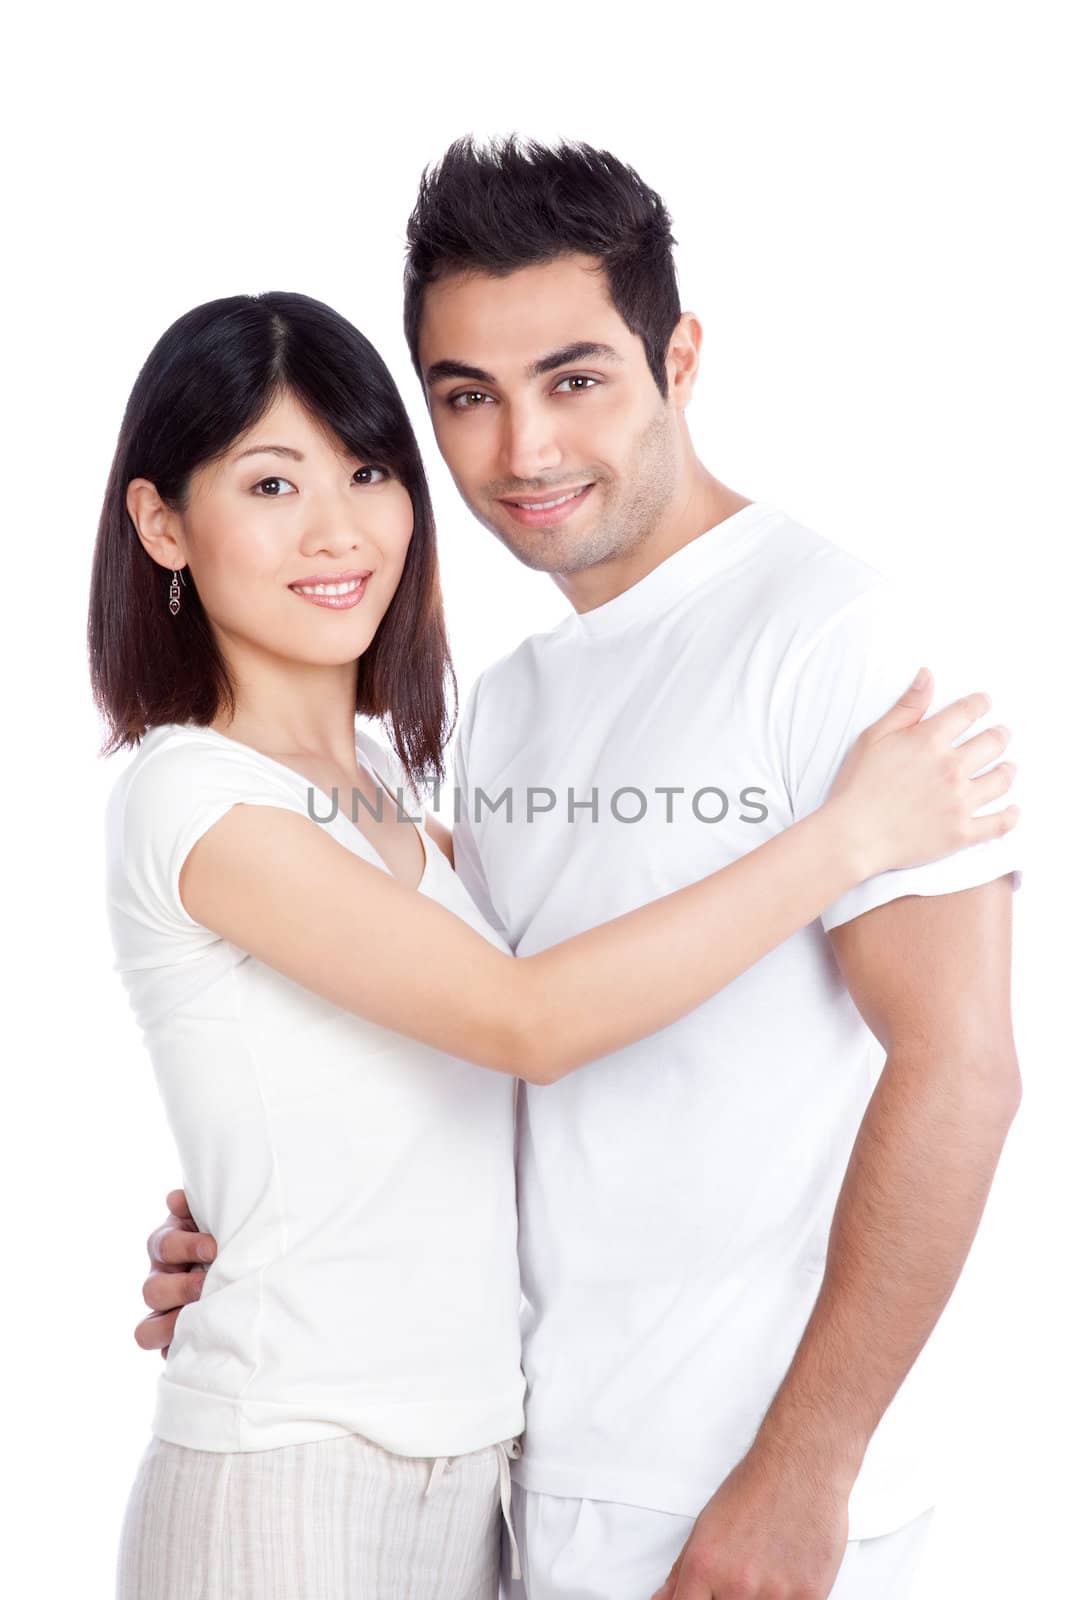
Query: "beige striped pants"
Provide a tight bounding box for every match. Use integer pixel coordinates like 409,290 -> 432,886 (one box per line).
116,1430 -> 523,1599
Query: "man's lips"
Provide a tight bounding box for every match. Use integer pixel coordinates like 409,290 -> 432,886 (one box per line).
497,483 -> 596,528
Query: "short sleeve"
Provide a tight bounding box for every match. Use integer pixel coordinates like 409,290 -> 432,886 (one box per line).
450,681 -> 513,943
780,578 -> 1024,933
111,737 -> 314,940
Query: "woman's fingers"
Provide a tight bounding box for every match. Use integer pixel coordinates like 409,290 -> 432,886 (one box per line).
968,762 -> 1018,811
967,802 -> 1021,842
955,724 -> 1011,775
921,690 -> 993,743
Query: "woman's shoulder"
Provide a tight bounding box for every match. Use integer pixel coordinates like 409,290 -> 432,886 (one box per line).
109,726 -> 239,816
105,723 -> 312,939
107,723 -> 309,859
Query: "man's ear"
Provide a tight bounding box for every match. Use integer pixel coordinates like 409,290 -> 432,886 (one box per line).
126,478 -> 188,572
664,311 -> 702,409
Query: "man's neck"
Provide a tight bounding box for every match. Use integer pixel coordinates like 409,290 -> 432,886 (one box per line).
556,468 -> 754,615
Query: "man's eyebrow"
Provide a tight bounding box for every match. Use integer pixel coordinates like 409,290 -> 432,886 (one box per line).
424,341 -> 623,389
231,444 -> 306,463
527,341 -> 622,377
424,360 -> 495,388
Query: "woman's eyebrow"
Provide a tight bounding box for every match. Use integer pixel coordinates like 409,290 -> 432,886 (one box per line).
231,444 -> 306,462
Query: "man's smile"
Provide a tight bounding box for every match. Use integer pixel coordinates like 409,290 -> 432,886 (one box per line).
497,482 -> 597,527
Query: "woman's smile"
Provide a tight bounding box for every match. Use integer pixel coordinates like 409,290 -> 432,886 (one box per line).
288,570 -> 373,609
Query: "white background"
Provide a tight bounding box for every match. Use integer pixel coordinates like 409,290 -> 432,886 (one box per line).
3,3 -> 1063,1595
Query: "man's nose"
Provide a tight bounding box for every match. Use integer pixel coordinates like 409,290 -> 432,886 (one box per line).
500,404 -> 563,482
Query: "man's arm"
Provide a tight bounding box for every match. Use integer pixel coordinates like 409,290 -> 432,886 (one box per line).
655,875 -> 1020,1600
755,873 -> 1020,1471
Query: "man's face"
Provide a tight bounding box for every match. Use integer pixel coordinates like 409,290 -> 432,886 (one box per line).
419,253 -> 688,577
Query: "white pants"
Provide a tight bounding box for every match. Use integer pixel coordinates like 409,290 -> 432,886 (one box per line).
502,1483 -> 935,1600
117,1430 -> 522,1599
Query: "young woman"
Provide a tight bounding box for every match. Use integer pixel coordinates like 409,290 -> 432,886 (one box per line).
89,291 -> 1017,1600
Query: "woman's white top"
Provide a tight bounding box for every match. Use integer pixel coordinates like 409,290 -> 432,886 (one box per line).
105,721 -> 525,1456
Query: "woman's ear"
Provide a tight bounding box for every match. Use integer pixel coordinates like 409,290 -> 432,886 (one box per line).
126,478 -> 187,571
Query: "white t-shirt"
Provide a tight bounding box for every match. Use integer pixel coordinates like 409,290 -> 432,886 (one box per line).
451,500 -> 1023,1539
105,721 -> 525,1456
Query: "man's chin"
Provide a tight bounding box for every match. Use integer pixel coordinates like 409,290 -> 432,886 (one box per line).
471,508 -> 615,575
489,526 -> 604,576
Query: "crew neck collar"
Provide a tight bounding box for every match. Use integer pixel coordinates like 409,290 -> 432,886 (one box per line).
564,500 -> 779,639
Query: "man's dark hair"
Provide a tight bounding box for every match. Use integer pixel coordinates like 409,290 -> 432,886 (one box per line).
403,135 -> 681,398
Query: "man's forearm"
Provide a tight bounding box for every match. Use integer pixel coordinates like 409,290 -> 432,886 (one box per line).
751,1044 -> 1020,1487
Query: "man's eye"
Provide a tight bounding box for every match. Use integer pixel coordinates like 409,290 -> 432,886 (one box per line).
449,390 -> 494,410
253,476 -> 296,496
554,375 -> 599,394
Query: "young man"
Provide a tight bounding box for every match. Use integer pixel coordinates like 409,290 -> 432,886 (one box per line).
136,138 -> 1023,1599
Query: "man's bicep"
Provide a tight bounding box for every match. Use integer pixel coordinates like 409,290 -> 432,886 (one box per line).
827,876 -> 1019,1085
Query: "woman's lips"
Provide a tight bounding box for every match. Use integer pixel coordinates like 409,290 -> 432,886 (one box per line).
498,482 -> 596,528
288,575 -> 370,610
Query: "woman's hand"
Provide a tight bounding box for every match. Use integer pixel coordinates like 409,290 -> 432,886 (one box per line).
134,1188 -> 217,1360
826,667 -> 1018,879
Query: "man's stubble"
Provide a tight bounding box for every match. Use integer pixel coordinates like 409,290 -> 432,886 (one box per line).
462,402 -> 680,579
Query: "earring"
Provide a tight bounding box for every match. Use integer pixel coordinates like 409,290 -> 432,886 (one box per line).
168,568 -> 187,615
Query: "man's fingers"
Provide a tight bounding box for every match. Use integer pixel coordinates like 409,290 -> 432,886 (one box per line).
134,1308 -> 181,1352
142,1263 -> 205,1313
165,1187 -> 193,1220
148,1221 -> 217,1270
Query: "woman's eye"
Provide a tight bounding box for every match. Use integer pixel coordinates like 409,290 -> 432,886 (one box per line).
554,375 -> 599,394
449,390 -> 494,410
252,468 -> 388,495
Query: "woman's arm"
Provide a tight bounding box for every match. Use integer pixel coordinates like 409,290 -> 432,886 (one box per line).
180,679 -> 1017,1085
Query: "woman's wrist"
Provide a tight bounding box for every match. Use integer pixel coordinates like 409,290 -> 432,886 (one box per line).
808,797 -> 881,893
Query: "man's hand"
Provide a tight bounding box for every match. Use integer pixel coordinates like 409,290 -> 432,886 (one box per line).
649,1441 -> 849,1600
134,1188 -> 217,1360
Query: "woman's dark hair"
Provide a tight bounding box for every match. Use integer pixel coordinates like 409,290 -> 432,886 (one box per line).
403,135 -> 681,397
87,291 -> 456,788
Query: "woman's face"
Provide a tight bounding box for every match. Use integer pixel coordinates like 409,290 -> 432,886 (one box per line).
157,388 -> 415,672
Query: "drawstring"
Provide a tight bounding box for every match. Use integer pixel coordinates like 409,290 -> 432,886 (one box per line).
495,1437 -> 523,1581
423,1438 -> 523,1582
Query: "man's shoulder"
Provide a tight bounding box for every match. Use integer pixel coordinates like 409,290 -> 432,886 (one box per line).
766,507 -> 889,610
683,505 -> 897,658
458,511 -> 902,734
